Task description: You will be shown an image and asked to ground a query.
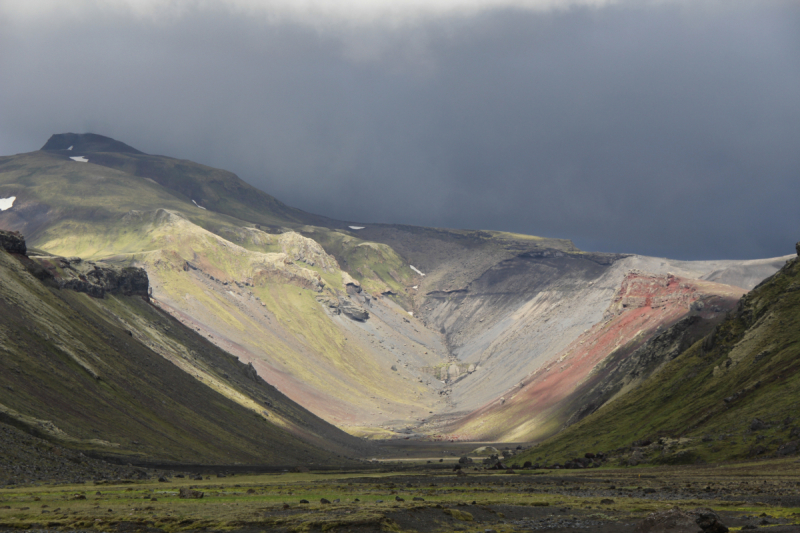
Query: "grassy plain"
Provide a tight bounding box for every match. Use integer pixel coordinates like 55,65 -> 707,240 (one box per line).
1,460 -> 799,532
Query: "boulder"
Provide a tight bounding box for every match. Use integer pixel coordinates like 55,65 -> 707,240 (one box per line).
796,241 -> 800,256
777,440 -> 799,456
244,362 -> 259,382
338,297 -> 369,321
0,230 -> 26,255
178,487 -> 203,499
634,507 -> 728,533
750,418 -> 770,431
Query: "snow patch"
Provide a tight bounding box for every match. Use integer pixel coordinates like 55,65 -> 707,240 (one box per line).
67,145 -> 73,151
0,196 -> 16,211
69,156 -> 88,162
349,226 -> 365,230
192,200 -> 207,210
410,265 -> 425,276
408,311 -> 414,316
412,285 -> 418,290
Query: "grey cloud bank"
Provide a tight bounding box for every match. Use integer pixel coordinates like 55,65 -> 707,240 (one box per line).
1,0 -> 799,260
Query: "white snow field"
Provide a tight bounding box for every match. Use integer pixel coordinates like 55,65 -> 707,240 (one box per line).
410,265 -> 425,276
0,196 -> 16,211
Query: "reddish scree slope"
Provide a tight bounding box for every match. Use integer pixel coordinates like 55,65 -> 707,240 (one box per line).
441,272 -> 746,442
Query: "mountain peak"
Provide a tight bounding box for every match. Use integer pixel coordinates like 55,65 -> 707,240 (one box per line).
41,133 -> 144,155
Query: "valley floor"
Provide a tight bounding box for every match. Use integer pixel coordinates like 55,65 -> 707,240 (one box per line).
2,442 -> 800,533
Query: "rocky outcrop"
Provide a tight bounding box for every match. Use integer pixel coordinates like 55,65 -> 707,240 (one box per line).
39,257 -> 149,299
278,231 -> 339,272
796,241 -> 800,256
0,230 -> 26,255
338,297 -> 369,321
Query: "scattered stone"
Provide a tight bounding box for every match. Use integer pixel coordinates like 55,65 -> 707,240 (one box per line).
157,476 -> 168,482
634,507 -> 728,533
750,419 -> 770,431
320,498 -> 331,504
178,487 -> 203,499
299,499 -> 309,504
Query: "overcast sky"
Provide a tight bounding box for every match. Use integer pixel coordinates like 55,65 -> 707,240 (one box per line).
1,0 -> 798,260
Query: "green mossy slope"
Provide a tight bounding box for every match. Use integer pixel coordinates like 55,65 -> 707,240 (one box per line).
0,246 -> 368,465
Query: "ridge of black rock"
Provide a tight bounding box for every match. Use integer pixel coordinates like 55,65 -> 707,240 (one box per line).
0,229 -> 26,255
41,133 -> 144,155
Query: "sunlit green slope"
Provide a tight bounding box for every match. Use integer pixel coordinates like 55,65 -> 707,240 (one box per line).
0,242 -> 368,465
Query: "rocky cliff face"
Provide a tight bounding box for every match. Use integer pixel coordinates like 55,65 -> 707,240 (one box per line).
0,230 -> 26,255
1,230 -> 149,299
36,256 -> 149,299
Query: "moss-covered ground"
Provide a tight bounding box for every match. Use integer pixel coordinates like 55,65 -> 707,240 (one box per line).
1,461 -> 799,532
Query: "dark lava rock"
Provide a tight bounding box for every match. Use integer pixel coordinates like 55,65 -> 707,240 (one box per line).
49,257 -> 150,299
299,499 -> 309,504
750,419 -> 770,431
634,507 -> 728,533
0,230 -> 26,255
178,487 -> 203,499
320,498 -> 331,504
749,445 -> 768,457
777,440 -> 799,456
693,508 -> 728,532
158,476 -> 169,482
413,497 -> 424,501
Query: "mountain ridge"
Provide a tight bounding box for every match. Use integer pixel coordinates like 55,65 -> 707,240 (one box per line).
0,132 -> 792,450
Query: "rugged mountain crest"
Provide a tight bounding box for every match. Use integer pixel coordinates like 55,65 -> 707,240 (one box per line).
0,134 -> 791,446
41,133 -> 144,154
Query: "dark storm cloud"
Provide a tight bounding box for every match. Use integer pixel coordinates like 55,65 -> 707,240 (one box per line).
1,1 -> 799,259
